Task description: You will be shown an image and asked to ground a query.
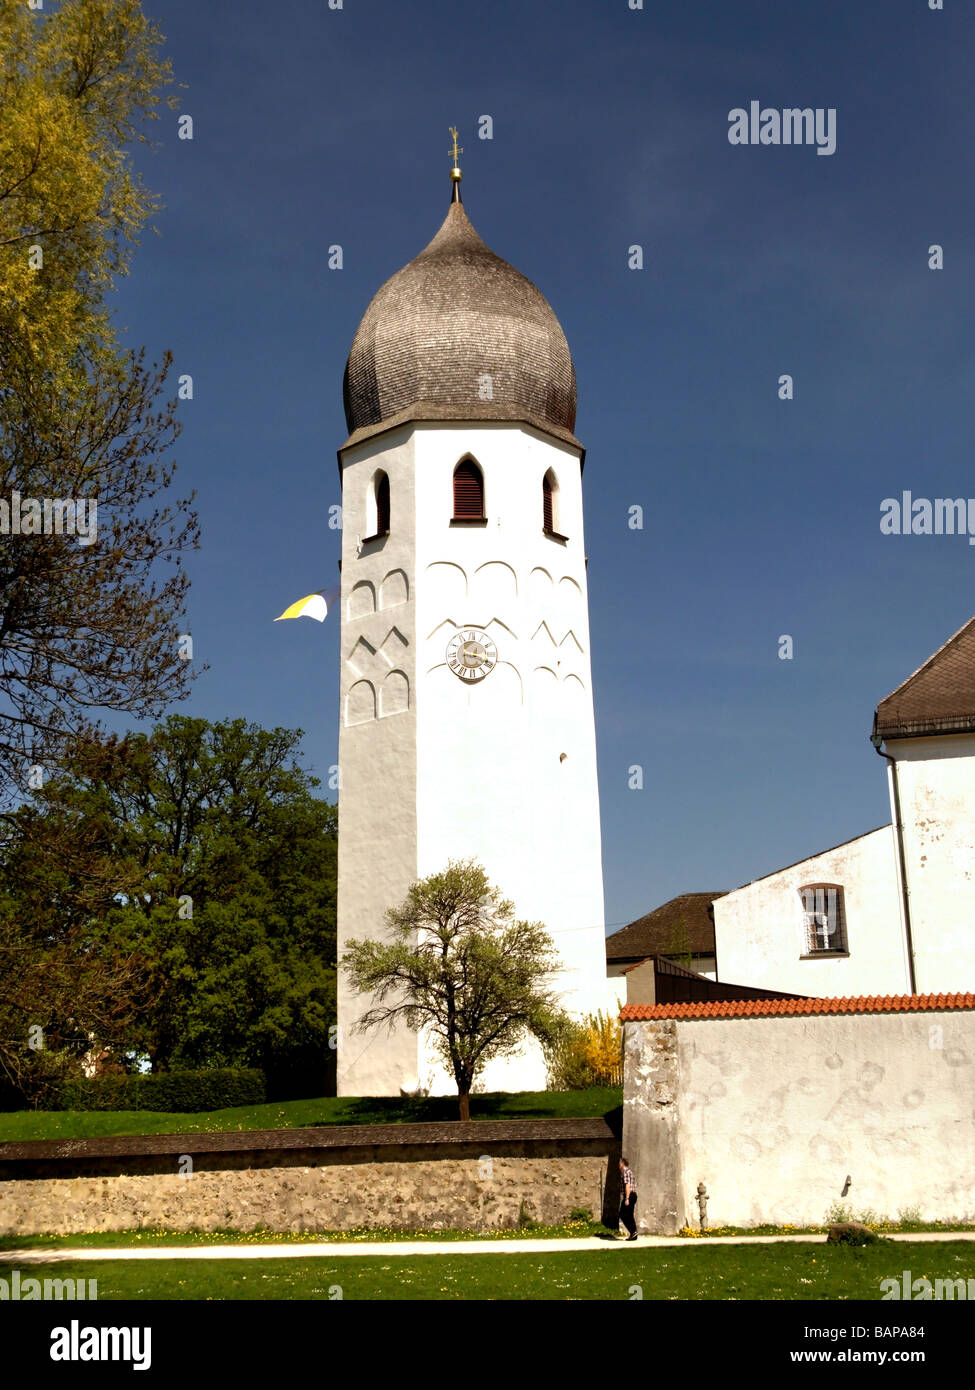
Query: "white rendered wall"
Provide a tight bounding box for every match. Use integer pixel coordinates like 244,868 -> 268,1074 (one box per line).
337,422 -> 607,1097
605,975 -> 628,1011
890,734 -> 975,995
336,426 -> 419,1096
712,827 -> 911,997
670,1012 -> 975,1228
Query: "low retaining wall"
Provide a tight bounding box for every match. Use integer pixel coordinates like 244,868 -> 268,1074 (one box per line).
622,998 -> 975,1233
0,1118 -> 621,1235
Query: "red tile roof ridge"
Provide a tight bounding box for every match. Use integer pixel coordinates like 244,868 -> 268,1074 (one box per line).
619,992 -> 975,1022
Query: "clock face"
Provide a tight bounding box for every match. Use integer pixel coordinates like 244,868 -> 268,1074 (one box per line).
446,627 -> 497,682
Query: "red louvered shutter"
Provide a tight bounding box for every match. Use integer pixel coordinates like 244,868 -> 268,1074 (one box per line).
453,462 -> 484,519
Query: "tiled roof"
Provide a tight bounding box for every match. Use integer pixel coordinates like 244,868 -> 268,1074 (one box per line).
620,993 -> 975,1022
606,892 -> 725,962
874,615 -> 975,739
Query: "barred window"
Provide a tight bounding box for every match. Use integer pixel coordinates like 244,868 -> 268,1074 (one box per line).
799,884 -> 847,954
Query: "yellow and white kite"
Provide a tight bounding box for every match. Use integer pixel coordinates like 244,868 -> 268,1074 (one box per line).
274,585 -> 340,623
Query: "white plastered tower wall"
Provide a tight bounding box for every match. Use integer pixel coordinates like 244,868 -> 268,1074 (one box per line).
335,425 -> 420,1096
336,420 -> 608,1097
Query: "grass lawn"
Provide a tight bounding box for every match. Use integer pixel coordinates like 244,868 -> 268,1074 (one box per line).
3,1241 -> 971,1300
0,1087 -> 621,1144
0,1220 -> 609,1251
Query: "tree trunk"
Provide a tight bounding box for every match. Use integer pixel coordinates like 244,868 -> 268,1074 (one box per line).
458,1089 -> 471,1121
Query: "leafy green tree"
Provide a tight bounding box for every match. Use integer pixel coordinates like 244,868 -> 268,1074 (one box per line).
0,731 -> 159,1101
342,859 -> 569,1120
0,718 -> 337,1099
0,0 -> 197,802
1,0 -> 175,376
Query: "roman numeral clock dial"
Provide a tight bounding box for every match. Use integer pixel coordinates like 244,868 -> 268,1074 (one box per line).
446,628 -> 497,682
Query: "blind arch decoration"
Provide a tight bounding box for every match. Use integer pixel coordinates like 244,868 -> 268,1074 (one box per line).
452,459 -> 485,519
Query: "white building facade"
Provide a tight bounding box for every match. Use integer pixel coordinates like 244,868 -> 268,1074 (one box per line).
336,172 -> 608,1096
713,617 -> 975,999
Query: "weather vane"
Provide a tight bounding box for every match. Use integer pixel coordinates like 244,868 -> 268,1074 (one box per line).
449,126 -> 463,171
448,125 -> 463,201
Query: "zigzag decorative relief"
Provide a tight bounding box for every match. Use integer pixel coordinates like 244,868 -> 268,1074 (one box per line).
348,627 -> 409,681
426,617 -> 459,642
347,636 -> 378,677
416,563 -> 589,695
379,626 -> 408,665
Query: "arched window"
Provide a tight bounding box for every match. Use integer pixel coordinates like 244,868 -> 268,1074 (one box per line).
452,459 -> 485,520
376,473 -> 390,534
799,884 -> 848,955
542,469 -> 561,535
365,470 -> 390,538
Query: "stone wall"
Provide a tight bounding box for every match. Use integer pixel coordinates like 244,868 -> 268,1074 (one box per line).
0,1120 -> 620,1236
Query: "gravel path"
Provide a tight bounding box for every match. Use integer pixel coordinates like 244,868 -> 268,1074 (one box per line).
3,1231 -> 973,1262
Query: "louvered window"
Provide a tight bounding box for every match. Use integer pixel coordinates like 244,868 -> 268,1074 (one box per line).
453,460 -> 484,519
542,469 -> 564,536
376,473 -> 390,534
800,885 -> 847,954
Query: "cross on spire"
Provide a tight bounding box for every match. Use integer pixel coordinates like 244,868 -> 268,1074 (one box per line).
449,126 -> 463,171
448,125 -> 463,202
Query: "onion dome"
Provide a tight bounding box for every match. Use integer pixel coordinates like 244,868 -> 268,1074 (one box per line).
342,176 -> 578,449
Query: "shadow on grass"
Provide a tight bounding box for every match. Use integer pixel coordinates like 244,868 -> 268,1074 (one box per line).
310,1091 -> 623,1127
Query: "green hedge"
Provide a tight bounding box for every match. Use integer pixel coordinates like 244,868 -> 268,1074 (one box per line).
52,1068 -> 266,1113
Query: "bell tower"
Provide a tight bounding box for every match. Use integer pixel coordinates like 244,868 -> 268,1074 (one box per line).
336,147 -> 607,1096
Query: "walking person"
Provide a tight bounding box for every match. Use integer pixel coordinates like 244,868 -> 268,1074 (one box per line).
619,1156 -> 638,1240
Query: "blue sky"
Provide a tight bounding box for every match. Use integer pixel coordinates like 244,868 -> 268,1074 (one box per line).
106,0 -> 974,936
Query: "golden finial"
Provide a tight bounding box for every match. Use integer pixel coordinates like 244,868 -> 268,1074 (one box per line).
448,125 -> 463,184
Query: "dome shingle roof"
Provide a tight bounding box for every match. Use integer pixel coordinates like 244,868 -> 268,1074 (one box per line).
342,197 -> 578,449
